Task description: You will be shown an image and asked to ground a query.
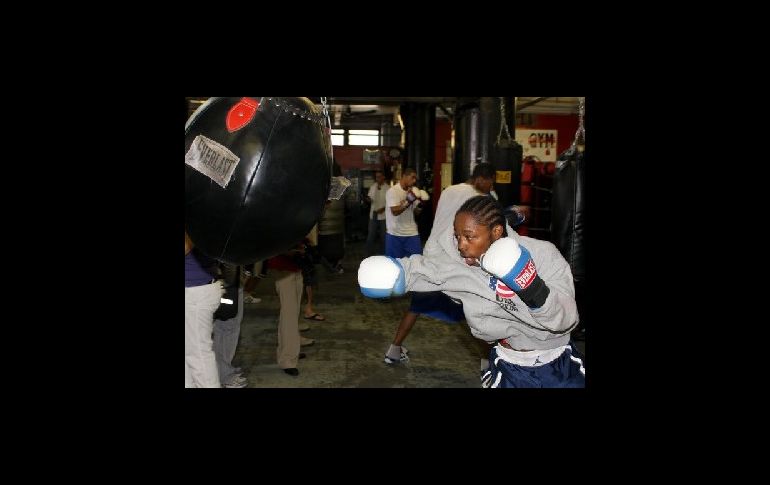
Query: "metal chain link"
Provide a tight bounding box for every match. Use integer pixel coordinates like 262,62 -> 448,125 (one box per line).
320,97 -> 334,159
574,97 -> 585,147
496,97 -> 514,145
320,97 -> 332,130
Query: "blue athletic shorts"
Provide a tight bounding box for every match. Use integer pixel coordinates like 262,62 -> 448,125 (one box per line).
482,342 -> 585,388
385,234 -> 422,258
409,291 -> 465,324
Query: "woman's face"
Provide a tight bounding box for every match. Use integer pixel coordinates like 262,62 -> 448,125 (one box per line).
454,212 -> 503,266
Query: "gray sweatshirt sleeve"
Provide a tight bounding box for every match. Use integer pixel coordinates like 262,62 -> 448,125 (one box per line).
397,254 -> 448,292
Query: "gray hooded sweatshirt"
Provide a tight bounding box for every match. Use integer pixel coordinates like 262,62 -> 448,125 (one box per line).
397,222 -> 578,351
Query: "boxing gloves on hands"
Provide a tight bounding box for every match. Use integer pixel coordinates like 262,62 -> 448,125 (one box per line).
405,187 -> 430,207
358,256 -> 406,298
479,237 -> 550,309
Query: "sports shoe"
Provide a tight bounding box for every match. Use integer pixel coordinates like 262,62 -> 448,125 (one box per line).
384,346 -> 409,365
384,351 -> 409,365
244,295 -> 262,304
228,373 -> 246,383
223,375 -> 247,388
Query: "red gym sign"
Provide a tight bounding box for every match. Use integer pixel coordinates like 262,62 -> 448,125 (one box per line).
516,129 -> 558,162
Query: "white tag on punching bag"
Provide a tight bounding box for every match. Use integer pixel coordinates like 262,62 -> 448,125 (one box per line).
185,135 -> 240,188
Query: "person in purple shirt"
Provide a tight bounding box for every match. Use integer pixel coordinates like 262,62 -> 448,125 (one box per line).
185,231 -> 223,388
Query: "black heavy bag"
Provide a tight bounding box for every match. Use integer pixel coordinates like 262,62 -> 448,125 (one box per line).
489,140 -> 522,208
550,147 -> 585,281
185,97 -> 332,265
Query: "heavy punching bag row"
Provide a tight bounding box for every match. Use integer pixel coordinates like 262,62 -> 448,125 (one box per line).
550,98 -> 586,334
185,97 -> 332,265
551,147 -> 585,283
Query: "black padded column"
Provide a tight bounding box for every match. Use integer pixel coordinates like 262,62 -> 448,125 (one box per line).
401,102 -> 435,185
452,98 -> 480,185
400,102 -> 435,241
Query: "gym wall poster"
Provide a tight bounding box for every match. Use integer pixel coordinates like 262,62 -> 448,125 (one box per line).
516,129 -> 558,162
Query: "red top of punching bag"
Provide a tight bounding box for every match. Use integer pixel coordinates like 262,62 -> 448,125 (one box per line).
226,97 -> 260,132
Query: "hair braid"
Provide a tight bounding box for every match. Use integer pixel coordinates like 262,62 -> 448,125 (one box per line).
456,195 -> 507,236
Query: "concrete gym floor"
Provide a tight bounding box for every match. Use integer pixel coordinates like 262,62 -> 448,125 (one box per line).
232,240 -> 586,388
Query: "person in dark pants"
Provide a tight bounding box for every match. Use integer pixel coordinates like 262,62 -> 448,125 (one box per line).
365,170 -> 388,257
295,227 -> 325,322
213,262 -> 247,388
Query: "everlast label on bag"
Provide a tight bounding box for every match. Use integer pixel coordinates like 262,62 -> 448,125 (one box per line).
185,135 -> 240,188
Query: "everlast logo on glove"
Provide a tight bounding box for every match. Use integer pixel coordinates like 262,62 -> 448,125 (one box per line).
514,259 -> 537,289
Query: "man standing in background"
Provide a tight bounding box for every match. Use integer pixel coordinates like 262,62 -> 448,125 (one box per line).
365,170 -> 388,257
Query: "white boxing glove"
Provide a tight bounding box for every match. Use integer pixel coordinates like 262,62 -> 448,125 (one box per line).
419,189 -> 430,201
405,187 -> 419,206
358,256 -> 406,298
479,237 -> 549,308
480,238 -> 522,278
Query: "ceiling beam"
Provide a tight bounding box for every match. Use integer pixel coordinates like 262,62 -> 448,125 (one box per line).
517,97 -> 550,110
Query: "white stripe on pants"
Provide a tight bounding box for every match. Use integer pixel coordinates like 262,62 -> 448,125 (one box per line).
274,270 -> 302,369
214,287 -> 244,383
185,281 -> 222,388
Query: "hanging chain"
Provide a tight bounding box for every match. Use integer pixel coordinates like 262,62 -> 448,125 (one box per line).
496,97 -> 514,145
320,97 -> 334,159
320,97 -> 332,130
573,97 -> 585,148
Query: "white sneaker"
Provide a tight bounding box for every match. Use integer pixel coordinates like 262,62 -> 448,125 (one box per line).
384,351 -> 409,365
224,375 -> 247,388
244,295 -> 262,304
384,345 -> 409,365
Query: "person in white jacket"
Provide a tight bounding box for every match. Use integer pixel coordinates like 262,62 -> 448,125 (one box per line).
358,195 -> 585,388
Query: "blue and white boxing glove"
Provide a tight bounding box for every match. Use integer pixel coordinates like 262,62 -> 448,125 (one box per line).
358,256 -> 406,298
479,237 -> 550,309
